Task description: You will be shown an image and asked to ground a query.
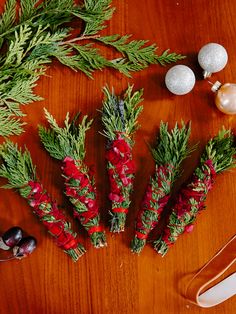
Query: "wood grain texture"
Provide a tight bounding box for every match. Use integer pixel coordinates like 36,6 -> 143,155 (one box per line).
0,1 -> 236,313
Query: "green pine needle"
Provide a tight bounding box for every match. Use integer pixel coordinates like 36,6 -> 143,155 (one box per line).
19,0 -> 38,21
100,85 -> 144,143
0,0 -> 16,39
0,140 -> 36,189
0,110 -> 25,136
201,127 -> 236,173
151,121 -> 195,179
99,35 -> 185,68
82,0 -> 115,35
108,58 -> 144,77
155,49 -> 185,66
70,43 -> 109,77
38,108 -> 93,161
0,0 -> 184,137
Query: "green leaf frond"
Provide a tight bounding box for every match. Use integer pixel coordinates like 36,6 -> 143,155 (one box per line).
151,121 -> 194,178
38,108 -> 93,161
98,35 -> 185,68
108,58 -> 145,77
99,35 -> 156,65
0,0 -> 16,41
100,85 -> 143,143
4,24 -> 32,66
69,43 -> 109,77
81,0 -> 115,35
19,0 -> 38,22
0,25 -> 67,120
201,127 -> 236,173
0,140 -> 36,188
19,0 -> 76,30
155,49 -> 186,66
0,109 -> 25,136
0,0 -> 183,137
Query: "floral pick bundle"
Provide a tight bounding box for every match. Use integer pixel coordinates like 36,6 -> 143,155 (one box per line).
101,85 -> 143,232
0,141 -> 85,261
131,121 -> 193,253
39,109 -> 106,248
154,128 -> 236,256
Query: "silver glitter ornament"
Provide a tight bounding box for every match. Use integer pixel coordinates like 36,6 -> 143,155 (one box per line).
198,43 -> 228,78
165,65 -> 195,95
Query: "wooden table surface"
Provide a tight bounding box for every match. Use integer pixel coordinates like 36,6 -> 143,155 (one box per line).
0,0 -> 236,313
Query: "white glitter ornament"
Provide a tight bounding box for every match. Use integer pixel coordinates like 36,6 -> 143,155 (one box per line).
165,65 -> 195,95
198,43 -> 228,78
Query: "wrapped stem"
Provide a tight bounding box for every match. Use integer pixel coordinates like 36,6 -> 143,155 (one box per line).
101,85 -> 143,232
131,122 -> 193,253
106,133 -> 135,232
154,128 -> 236,256
39,109 -> 106,248
62,157 -> 106,248
0,141 -> 85,262
131,164 -> 173,253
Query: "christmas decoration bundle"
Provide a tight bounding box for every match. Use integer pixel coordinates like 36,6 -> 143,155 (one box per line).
100,85 -> 143,232
0,86 -> 235,260
0,141 -> 85,262
0,0 -> 183,137
39,109 -> 106,248
154,128 -> 236,256
131,121 -> 194,253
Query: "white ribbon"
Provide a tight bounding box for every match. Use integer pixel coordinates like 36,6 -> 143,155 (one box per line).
198,273 -> 236,307
185,234 -> 236,307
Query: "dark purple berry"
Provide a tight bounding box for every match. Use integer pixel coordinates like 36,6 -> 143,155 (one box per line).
0,226 -> 23,250
13,236 -> 37,259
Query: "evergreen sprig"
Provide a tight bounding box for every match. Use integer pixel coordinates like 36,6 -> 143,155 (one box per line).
101,85 -> 144,144
0,0 -> 16,38
82,0 -> 115,35
0,0 -> 184,137
98,35 -> 183,69
0,111 -> 25,136
70,43 -> 109,77
0,140 -> 36,189
201,128 -> 236,173
152,121 -> 195,180
38,109 -> 92,161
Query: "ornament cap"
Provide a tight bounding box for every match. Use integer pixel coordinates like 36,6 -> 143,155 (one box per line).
203,70 -> 212,79
211,81 -> 222,93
